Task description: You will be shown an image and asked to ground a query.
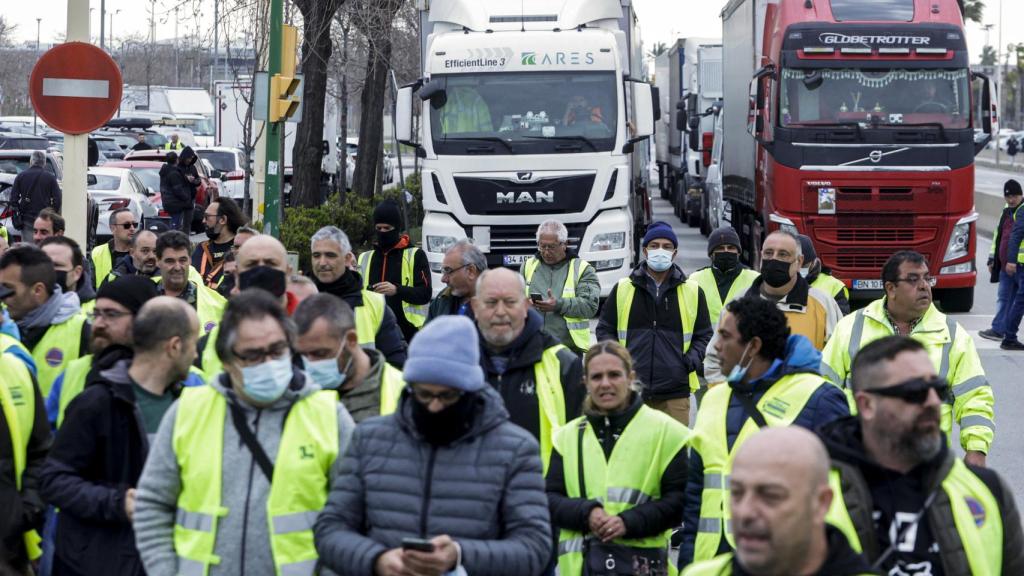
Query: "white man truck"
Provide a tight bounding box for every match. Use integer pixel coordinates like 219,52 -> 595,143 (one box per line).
396,0 -> 656,295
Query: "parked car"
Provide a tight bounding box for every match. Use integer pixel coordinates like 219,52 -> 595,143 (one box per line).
91,135 -> 125,161
0,132 -> 50,151
196,147 -> 247,200
87,166 -> 156,240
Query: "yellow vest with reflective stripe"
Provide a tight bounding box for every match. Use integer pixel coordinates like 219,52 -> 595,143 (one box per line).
689,372 -> 826,562
31,313 -> 87,398
56,354 -> 93,428
522,257 -> 593,351
357,248 -> 428,329
826,458 -> 1002,575
91,244 -> 114,290
535,345 -> 568,474
199,326 -> 222,382
615,278 -> 700,393
355,290 -> 386,348
1,352 -> 44,560
686,268 -> 759,328
378,363 -> 405,416
811,273 -> 849,301
156,279 -> 226,335
554,405 -> 690,576
171,386 -> 338,576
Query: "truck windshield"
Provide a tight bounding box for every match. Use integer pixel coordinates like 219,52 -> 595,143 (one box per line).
780,68 -> 969,129
429,71 -> 617,154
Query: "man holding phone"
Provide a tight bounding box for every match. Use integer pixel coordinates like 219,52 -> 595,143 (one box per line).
521,220 -> 600,355
314,316 -> 552,576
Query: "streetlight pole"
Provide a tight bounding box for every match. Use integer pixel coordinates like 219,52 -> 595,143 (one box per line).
109,10 -> 120,51
100,0 -> 106,50
34,18 -> 41,134
996,0 -> 1003,166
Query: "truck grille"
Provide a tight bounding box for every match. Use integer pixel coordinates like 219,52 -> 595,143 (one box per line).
835,254 -> 892,269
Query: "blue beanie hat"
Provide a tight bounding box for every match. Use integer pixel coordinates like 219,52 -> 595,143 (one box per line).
404,315 -> 485,392
642,221 -> 678,248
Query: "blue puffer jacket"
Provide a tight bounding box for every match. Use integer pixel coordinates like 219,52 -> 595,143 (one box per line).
314,385 -> 553,576
678,335 -> 850,567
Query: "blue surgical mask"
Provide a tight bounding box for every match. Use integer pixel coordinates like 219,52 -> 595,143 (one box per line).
646,249 -> 674,272
303,346 -> 352,390
240,354 -> 294,403
726,343 -> 753,385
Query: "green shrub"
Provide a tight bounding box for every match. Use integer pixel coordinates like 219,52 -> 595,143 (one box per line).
281,193 -> 375,273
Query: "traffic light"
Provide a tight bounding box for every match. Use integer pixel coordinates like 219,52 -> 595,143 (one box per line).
269,24 -> 300,122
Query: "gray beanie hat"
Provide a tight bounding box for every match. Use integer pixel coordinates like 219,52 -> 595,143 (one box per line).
403,315 -> 485,392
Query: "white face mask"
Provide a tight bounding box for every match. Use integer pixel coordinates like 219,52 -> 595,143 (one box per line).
646,249 -> 674,272
240,354 -> 293,403
726,342 -> 753,385
799,267 -> 810,278
303,345 -> 352,390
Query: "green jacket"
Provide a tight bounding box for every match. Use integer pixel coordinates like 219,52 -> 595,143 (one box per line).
520,252 -> 600,353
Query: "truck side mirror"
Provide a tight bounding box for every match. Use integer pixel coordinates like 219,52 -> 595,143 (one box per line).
651,86 -> 661,126
321,140 -> 330,156
676,110 -> 687,131
972,71 -> 996,154
419,79 -> 447,109
630,82 -> 655,140
396,86 -> 415,145
689,128 -> 700,153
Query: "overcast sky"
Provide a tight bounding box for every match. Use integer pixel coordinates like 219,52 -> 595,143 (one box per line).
5,0 -> 1023,64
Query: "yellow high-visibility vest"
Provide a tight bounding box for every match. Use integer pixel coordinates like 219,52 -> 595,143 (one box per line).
522,256 -> 593,351
357,248 -> 428,329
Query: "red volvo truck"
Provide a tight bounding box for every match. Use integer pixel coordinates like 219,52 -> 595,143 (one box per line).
721,0 -> 996,311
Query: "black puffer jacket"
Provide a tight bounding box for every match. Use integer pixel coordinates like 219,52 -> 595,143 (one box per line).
314,386 -> 553,575
10,164 -> 61,222
314,269 -> 408,367
596,263 -> 712,400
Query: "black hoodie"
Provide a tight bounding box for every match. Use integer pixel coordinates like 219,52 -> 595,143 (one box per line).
159,147 -> 196,214
818,416 -> 1024,576
313,270 -> 409,367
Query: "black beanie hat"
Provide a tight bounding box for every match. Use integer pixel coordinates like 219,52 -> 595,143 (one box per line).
706,226 -> 741,256
373,200 -> 404,230
95,275 -> 160,315
798,234 -> 817,262
1005,179 -> 1023,197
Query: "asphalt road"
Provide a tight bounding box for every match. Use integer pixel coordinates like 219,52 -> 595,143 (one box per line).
657,164 -> 1024,503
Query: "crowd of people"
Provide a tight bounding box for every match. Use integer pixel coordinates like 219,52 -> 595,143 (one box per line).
0,178 -> 1021,576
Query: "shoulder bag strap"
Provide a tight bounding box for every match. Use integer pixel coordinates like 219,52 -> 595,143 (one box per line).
227,400 -> 278,482
736,392 -> 768,429
577,419 -> 587,498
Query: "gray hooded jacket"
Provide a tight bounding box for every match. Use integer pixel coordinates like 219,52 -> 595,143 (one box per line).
314,386 -> 552,576
132,368 -> 355,576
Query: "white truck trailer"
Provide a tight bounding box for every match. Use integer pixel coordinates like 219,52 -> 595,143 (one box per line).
396,0 -> 657,295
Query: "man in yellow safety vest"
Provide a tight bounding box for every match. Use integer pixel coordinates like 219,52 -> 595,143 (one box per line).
520,220 -> 600,355
295,293 -> 405,423
819,335 -> 1024,575
134,289 -> 355,575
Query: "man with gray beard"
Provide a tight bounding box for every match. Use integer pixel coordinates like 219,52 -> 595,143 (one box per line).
818,336 -> 1024,576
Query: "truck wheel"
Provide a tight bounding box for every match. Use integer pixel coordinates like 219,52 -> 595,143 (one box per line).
687,203 -> 700,228
700,205 -> 712,237
935,287 -> 974,313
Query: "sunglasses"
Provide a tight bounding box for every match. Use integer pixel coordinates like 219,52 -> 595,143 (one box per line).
116,222 -> 139,230
863,377 -> 951,404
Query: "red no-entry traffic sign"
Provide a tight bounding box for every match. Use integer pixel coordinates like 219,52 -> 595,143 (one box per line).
29,42 -> 123,135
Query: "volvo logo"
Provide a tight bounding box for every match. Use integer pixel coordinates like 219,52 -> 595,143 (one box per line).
497,191 -> 554,204
869,150 -> 883,163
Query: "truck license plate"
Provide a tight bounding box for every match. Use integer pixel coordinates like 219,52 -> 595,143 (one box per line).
852,279 -> 883,290
503,254 -> 531,266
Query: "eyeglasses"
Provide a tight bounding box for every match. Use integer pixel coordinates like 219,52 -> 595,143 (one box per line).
232,341 -> 290,364
863,377 -> 951,404
87,309 -> 131,322
894,274 -> 936,287
116,222 -> 139,230
203,213 -> 221,221
409,385 -> 463,405
538,242 -> 564,252
441,263 -> 469,276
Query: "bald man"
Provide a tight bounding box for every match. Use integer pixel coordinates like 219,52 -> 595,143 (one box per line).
684,427 -> 873,575
232,234 -> 294,311
473,267 -> 583,471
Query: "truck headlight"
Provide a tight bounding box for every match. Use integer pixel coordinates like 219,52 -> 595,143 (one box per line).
426,235 -> 457,254
590,232 -> 626,252
943,222 -> 970,262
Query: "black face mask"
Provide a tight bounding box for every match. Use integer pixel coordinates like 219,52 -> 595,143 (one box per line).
410,392 -> 477,446
238,266 -> 287,298
712,251 -> 739,273
377,228 -> 401,250
55,270 -> 69,291
760,259 -> 794,288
